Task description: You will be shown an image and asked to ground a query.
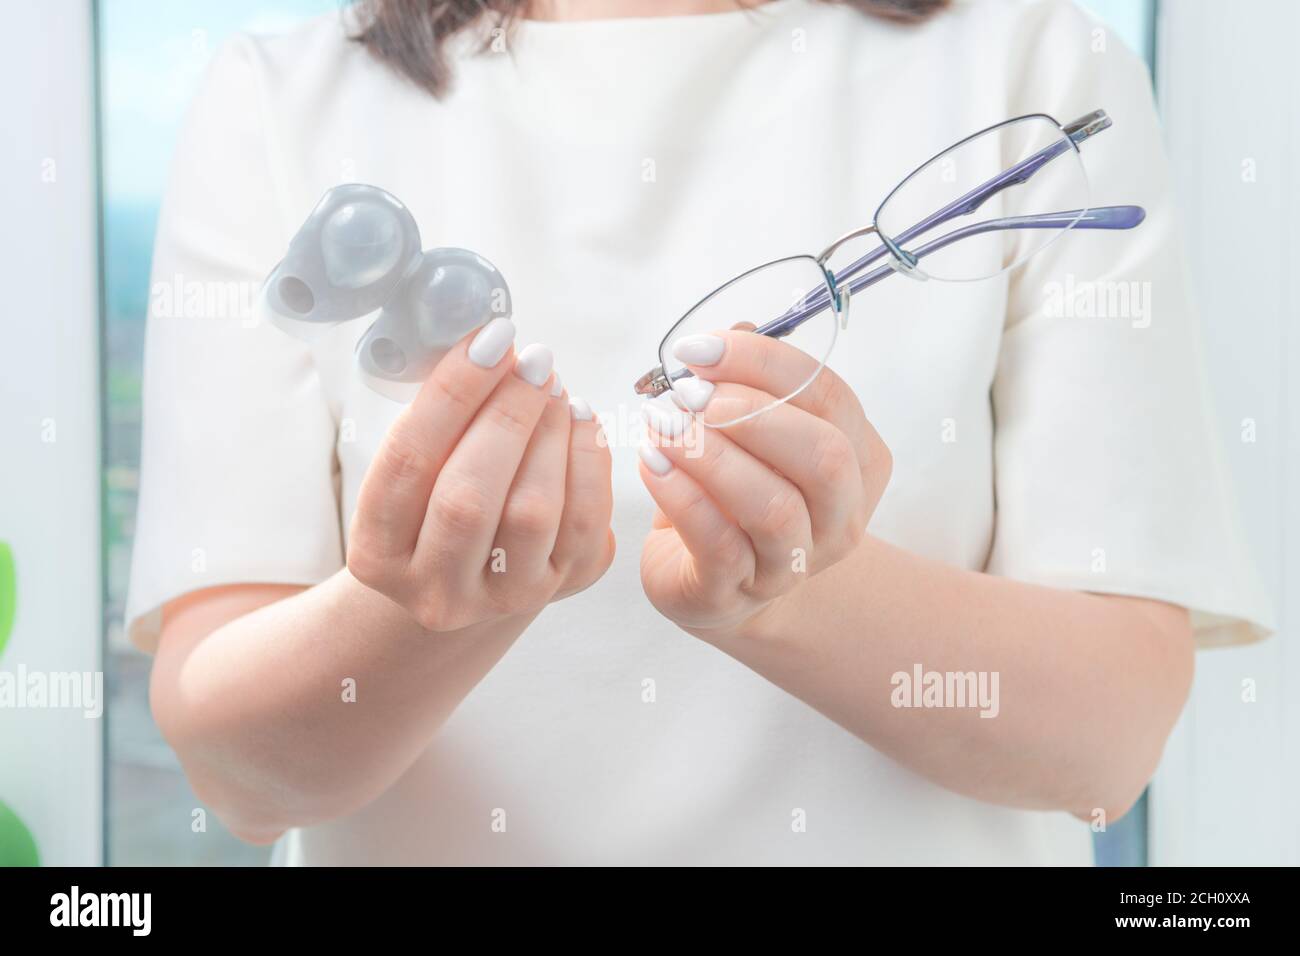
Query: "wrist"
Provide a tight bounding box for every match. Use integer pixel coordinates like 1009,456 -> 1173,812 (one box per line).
334,568 -> 431,639
681,593 -> 791,649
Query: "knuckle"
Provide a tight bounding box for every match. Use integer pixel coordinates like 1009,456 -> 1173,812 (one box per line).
713,529 -> 751,572
865,433 -> 894,489
378,433 -> 436,485
570,432 -> 607,459
481,396 -> 537,440
842,516 -> 866,552
563,507 -> 606,542
675,487 -> 719,534
424,368 -> 481,422
412,586 -> 480,632
512,587 -> 552,617
706,392 -> 754,426
819,510 -> 863,564
346,537 -> 392,590
346,547 -> 375,588
568,438 -> 613,478
745,577 -> 785,605
691,427 -> 727,468
753,337 -> 778,378
413,600 -> 455,633
806,366 -> 842,416
588,528 -> 618,575
488,576 -> 549,618
674,559 -> 724,609
877,438 -> 894,481
756,487 -> 806,542
501,490 -> 557,539
432,478 -> 495,534
560,530 -> 616,594
809,428 -> 857,489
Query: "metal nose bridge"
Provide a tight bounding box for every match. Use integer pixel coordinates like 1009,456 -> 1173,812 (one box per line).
817,223 -> 880,263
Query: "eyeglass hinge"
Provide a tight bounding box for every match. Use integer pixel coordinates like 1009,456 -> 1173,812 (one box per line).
634,365 -> 670,397
1064,109 -> 1111,144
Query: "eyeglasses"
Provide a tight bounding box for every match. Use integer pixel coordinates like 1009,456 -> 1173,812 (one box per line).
633,109 -> 1145,427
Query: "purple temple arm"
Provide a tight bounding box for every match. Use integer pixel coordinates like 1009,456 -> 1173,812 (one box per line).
760,111 -> 1124,338
884,139 -> 1074,254
756,205 -> 1146,338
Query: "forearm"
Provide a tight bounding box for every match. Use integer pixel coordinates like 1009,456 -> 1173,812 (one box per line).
704,535 -> 1194,819
151,569 -> 532,841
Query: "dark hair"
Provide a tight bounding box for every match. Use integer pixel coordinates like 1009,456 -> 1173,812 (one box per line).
351,0 -> 950,98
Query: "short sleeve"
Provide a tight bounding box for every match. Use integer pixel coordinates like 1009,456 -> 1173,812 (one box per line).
124,35 -> 343,653
987,1 -> 1274,646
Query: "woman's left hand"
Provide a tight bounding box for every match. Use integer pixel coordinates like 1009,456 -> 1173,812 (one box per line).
637,329 -> 892,637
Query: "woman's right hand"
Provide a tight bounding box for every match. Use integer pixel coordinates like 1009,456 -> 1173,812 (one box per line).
346,316 -> 615,632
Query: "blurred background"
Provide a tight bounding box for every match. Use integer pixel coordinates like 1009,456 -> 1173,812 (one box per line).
98,0 -> 336,868
1,0 -> 1294,866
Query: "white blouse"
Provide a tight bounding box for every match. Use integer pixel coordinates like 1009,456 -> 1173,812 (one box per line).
126,0 -> 1270,865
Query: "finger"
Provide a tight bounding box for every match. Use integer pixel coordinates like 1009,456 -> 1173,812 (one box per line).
490,375 -> 572,580
636,437 -> 753,592
642,397 -> 810,594
552,397 -> 615,589
677,380 -> 864,546
421,343 -> 555,569
669,329 -> 869,455
354,316 -> 517,556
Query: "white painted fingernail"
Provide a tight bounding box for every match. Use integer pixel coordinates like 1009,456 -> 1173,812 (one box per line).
671,377 -> 714,412
672,334 -> 725,367
467,316 -> 516,368
569,396 -> 593,421
638,438 -> 673,476
550,373 -> 563,398
641,396 -> 689,438
514,343 -> 554,387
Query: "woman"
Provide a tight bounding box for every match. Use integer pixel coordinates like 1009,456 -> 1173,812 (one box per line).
127,0 -> 1268,865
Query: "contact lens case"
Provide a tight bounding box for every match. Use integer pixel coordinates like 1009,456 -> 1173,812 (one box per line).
261,183 -> 512,401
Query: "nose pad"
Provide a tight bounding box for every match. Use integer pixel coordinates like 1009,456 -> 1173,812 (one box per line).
887,249 -> 929,282
837,283 -> 851,330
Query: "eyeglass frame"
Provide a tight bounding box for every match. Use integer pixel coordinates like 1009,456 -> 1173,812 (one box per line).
633,108 -> 1146,402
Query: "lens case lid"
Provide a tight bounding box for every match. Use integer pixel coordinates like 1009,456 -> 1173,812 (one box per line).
262,184 -> 423,337
259,184 -> 512,402
356,248 -> 512,402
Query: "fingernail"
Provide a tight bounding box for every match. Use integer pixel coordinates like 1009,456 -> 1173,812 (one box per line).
671,333 -> 725,367
569,396 -> 593,421
671,377 -> 714,412
550,373 -> 564,398
641,396 -> 689,438
514,343 -> 554,387
467,316 -> 517,368
638,437 -> 673,476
